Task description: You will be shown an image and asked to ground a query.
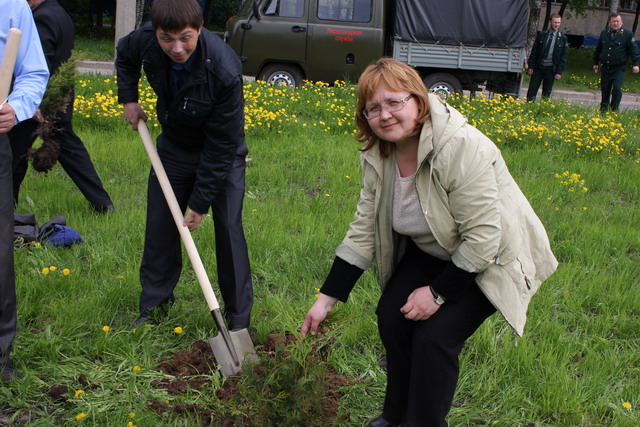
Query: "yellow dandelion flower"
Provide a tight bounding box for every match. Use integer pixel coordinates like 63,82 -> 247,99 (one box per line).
116,275 -> 124,279
325,193 -> 331,197
75,412 -> 86,420
41,267 -> 50,274
74,389 -> 85,399
623,401 -> 632,409
102,325 -> 110,332
63,269 -> 70,276
174,327 -> 183,334
129,412 -> 136,419
133,365 -> 141,373
49,266 -> 57,271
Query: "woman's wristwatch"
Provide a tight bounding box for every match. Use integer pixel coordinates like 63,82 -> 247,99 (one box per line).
429,286 -> 446,305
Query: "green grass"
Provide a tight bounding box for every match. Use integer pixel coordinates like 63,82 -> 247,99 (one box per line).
3,79 -> 639,425
74,36 -> 115,62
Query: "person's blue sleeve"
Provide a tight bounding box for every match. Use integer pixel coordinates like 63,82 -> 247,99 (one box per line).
6,0 -> 49,123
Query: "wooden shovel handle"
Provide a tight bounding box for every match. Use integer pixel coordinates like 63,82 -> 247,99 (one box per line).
137,120 -> 220,311
0,28 -> 22,102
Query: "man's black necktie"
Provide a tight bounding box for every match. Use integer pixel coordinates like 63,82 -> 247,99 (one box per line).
543,32 -> 553,56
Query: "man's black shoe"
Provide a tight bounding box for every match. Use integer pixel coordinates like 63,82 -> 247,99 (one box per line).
95,204 -> 115,213
369,415 -> 401,427
1,358 -> 23,382
129,314 -> 152,330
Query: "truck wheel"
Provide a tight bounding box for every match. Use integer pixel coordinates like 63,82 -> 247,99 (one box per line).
257,64 -> 304,87
423,73 -> 463,99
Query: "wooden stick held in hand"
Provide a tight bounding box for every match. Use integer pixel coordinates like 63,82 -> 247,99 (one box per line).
0,28 -> 22,102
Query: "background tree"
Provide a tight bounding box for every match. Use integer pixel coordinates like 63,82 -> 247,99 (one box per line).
527,0 -> 543,59
609,0 -> 620,15
542,0 -> 552,30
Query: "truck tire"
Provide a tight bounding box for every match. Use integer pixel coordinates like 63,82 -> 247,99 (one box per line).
423,73 -> 463,99
257,64 -> 304,87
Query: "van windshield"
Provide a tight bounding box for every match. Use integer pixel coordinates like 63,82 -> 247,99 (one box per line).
238,0 -> 256,16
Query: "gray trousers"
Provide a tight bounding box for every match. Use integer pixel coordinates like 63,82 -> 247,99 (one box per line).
0,133 -> 16,359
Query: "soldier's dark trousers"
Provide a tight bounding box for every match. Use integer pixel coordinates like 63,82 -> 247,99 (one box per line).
600,66 -> 625,112
139,134 -> 253,330
376,242 -> 496,426
0,133 -> 17,364
526,65 -> 556,101
9,118 -> 113,211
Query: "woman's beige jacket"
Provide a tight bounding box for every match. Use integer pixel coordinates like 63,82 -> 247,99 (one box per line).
336,94 -> 558,336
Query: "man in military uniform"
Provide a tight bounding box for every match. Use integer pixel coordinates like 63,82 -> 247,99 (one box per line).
593,13 -> 640,112
527,14 -> 569,101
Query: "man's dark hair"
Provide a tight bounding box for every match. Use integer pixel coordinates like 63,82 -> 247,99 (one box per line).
609,13 -> 622,20
151,0 -> 204,31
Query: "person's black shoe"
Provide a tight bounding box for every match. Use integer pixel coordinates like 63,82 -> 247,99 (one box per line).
95,204 -> 115,213
1,357 -> 23,382
129,314 -> 152,330
130,303 -> 172,330
368,415 -> 401,427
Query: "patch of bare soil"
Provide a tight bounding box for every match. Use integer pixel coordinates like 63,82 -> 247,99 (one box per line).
147,334 -> 354,425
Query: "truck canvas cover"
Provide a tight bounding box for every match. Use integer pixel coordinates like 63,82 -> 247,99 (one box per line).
395,0 -> 528,48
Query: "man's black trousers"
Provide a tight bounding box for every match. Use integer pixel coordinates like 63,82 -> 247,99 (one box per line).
526,65 -> 556,101
376,242 -> 496,426
9,118 -> 113,211
0,133 -> 17,359
139,134 -> 253,329
599,66 -> 626,112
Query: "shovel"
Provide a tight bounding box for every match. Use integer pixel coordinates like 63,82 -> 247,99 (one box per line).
137,120 -> 257,376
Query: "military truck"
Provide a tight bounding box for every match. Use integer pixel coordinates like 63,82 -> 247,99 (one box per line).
224,0 -> 528,97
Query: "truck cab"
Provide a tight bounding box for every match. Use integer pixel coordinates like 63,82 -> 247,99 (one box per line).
225,0 -> 385,87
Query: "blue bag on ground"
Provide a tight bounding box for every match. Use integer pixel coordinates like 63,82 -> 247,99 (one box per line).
13,213 -> 83,247
47,224 -> 84,247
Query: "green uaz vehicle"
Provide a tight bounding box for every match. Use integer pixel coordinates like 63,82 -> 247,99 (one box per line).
225,0 -> 528,97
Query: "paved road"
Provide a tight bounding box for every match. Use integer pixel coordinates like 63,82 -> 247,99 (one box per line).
78,61 -> 640,110
519,88 -> 640,110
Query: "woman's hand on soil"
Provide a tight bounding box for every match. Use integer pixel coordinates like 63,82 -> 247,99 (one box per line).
301,293 -> 338,337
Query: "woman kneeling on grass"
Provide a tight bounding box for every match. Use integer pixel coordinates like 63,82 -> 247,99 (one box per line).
301,58 -> 558,427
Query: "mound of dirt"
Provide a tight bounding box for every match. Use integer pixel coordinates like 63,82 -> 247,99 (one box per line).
147,334 -> 354,425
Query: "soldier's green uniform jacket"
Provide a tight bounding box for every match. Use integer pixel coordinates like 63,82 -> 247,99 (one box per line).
593,27 -> 640,67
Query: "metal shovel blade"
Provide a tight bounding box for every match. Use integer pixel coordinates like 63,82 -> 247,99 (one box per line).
208,328 -> 258,377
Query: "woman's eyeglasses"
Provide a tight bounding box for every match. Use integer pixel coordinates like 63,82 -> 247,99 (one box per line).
363,94 -> 414,120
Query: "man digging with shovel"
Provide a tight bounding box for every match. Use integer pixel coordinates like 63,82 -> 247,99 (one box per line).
115,0 -> 253,339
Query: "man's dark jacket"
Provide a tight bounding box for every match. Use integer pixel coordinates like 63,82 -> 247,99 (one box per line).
593,27 -> 640,68
116,23 -> 248,214
31,0 -> 74,122
527,30 -> 569,75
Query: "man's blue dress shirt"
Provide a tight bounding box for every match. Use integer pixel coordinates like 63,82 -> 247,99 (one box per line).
0,0 -> 49,123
